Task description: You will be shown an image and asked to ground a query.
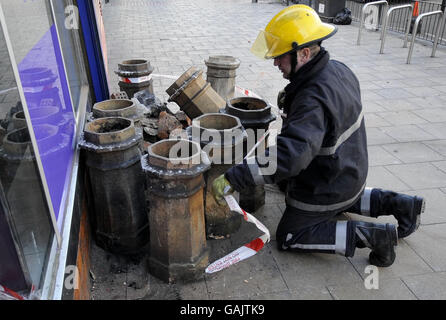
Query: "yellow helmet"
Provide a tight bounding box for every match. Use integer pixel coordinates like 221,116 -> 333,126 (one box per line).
251,5 -> 337,59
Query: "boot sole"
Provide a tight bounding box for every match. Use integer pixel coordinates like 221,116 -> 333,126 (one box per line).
398,197 -> 425,239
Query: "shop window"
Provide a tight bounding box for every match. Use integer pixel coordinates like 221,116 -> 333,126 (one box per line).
0,17 -> 54,293
50,0 -> 89,116
0,0 -> 89,295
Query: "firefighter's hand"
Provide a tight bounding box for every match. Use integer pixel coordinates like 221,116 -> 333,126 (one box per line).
211,174 -> 234,206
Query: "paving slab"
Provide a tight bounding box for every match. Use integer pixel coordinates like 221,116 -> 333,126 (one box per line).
414,108 -> 446,123
424,140 -> 446,157
348,240 -> 434,281
270,243 -> 364,291
204,243 -> 288,300
418,123 -> 446,139
382,142 -> 445,164
375,98 -> 423,112
410,96 -> 446,109
402,272 -> 446,300
246,287 -> 333,300
364,113 -> 392,128
404,224 -> 446,272
375,88 -> 417,100
365,166 -> 410,192
385,163 -> 446,189
375,111 -> 428,126
380,124 -> 436,143
433,160 -> 446,174
362,101 -> 387,113
367,145 -> 402,167
366,127 -> 398,146
327,278 -> 417,300
405,188 -> 446,225
405,86 -> 445,98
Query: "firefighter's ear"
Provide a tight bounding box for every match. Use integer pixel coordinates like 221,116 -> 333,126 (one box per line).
298,47 -> 311,62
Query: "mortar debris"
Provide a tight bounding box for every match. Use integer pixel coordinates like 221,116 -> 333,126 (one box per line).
95,121 -> 128,133
232,102 -> 258,110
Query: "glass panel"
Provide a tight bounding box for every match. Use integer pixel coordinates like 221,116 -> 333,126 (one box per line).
50,0 -> 88,113
0,15 -> 53,291
1,0 -> 76,230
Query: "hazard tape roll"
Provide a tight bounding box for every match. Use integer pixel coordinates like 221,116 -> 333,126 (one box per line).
205,195 -> 270,274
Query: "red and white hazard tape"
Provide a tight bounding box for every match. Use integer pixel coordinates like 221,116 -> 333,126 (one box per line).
0,284 -> 25,300
234,85 -> 262,99
205,195 -> 270,274
119,74 -> 152,84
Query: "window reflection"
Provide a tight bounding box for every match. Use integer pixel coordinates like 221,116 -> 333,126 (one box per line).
0,0 -> 89,294
0,21 -> 53,290
3,0 -> 76,225
51,0 -> 88,113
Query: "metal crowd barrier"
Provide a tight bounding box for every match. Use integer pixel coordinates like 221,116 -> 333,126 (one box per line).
357,0 -> 389,45
356,1 -> 445,64
407,10 -> 445,63
380,4 -> 413,53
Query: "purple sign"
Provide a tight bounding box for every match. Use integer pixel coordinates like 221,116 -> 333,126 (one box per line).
17,25 -> 76,232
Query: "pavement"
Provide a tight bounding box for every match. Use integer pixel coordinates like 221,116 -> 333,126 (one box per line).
89,0 -> 446,300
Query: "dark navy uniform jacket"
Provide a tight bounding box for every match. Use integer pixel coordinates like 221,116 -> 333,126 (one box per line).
225,48 -> 368,214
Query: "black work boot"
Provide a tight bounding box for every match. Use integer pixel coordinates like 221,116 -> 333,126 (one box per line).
354,221 -> 398,267
369,189 -> 425,239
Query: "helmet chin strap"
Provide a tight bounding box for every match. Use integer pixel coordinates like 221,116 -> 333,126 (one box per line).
288,42 -> 299,79
289,51 -> 298,79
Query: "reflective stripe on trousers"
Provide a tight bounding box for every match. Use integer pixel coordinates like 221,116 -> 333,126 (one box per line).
285,182 -> 366,213
282,221 -> 348,256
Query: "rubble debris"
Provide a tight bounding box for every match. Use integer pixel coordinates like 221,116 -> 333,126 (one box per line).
134,89 -> 156,106
110,91 -> 129,100
173,111 -> 192,129
169,127 -> 188,140
157,111 -> 182,140
134,89 -> 167,118
142,118 -> 158,143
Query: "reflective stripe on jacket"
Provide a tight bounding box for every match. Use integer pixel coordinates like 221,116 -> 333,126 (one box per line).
225,48 -> 368,213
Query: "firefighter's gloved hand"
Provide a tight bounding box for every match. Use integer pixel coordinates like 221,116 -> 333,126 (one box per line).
212,174 -> 234,206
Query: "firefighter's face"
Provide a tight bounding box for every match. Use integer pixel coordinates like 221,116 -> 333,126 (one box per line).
274,48 -> 312,79
273,53 -> 293,79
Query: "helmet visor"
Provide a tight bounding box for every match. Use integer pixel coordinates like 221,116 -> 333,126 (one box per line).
250,30 -> 285,60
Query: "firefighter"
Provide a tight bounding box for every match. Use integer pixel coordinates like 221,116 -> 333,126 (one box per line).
211,5 -> 425,267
